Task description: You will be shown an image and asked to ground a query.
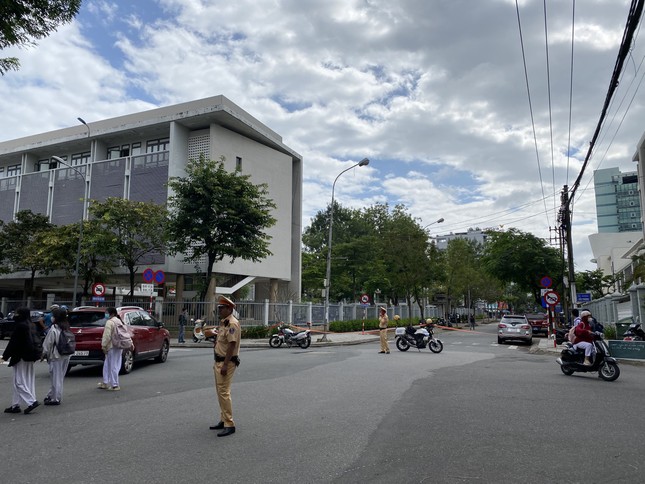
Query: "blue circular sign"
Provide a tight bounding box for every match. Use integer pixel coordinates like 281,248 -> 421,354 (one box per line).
540,276 -> 552,288
143,268 -> 154,283
154,270 -> 166,284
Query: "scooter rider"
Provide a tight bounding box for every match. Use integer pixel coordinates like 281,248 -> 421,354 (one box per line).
573,310 -> 595,366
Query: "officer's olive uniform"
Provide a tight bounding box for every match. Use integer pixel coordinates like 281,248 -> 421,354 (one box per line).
379,313 -> 390,353
213,314 -> 241,428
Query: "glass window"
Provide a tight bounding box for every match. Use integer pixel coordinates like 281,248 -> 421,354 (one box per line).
107,147 -> 121,159
0,167 -> 4,178
128,312 -> 145,326
236,156 -> 242,171
146,138 -> 169,153
71,152 -> 90,166
140,312 -> 157,327
131,142 -> 142,155
7,164 -> 21,177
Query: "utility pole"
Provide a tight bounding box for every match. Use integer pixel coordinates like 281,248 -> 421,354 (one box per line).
559,185 -> 577,315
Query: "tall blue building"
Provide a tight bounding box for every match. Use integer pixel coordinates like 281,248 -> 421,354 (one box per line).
594,167 -> 642,233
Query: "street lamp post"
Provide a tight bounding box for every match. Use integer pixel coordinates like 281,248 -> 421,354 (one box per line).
77,117 -> 90,138
322,157 -> 369,341
423,217 -> 444,231
52,156 -> 86,307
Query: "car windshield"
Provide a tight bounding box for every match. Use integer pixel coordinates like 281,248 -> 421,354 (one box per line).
69,312 -> 107,328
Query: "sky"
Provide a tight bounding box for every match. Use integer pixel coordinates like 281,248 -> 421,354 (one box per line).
1,0 -> 644,274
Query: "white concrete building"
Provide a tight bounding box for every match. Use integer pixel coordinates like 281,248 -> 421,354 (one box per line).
0,95 -> 302,301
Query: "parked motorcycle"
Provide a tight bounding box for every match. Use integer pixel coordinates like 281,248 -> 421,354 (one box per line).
395,323 -> 443,353
192,318 -> 217,343
556,333 -> 620,381
269,324 -> 311,349
622,323 -> 645,341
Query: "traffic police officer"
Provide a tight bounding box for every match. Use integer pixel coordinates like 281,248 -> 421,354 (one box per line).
378,306 -> 390,354
209,295 -> 241,437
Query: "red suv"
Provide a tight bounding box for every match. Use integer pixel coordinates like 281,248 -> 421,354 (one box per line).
68,306 -> 170,374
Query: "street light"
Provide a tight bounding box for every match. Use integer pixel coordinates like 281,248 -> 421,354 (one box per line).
422,217 -> 444,230
322,157 -> 369,341
52,156 -> 86,307
77,117 -> 90,138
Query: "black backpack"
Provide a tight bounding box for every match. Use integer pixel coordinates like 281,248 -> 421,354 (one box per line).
56,327 -> 76,356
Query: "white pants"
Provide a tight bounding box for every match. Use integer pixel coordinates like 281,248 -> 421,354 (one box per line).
46,357 -> 70,403
574,341 -> 595,357
102,348 -> 123,387
12,360 -> 37,408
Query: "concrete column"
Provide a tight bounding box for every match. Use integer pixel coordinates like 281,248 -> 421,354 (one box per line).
263,299 -> 269,326
288,300 -> 293,325
1,297 -> 7,316
269,279 -> 279,303
307,302 -> 313,326
175,274 -> 185,303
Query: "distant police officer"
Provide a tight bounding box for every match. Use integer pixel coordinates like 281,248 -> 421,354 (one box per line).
209,295 -> 241,437
378,306 -> 390,354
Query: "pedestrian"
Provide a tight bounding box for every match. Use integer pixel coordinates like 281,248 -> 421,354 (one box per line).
2,307 -> 41,414
41,303 -> 60,332
178,306 -> 188,343
41,308 -> 72,405
98,307 -> 124,391
469,315 -> 476,330
209,296 -> 241,437
378,307 -> 390,354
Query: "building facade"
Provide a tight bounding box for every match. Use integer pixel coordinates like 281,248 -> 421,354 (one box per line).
432,229 -> 488,250
0,96 -> 302,302
594,167 -> 642,233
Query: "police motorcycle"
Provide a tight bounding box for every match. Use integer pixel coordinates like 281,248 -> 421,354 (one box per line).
395,319 -> 443,353
269,323 -> 311,349
192,318 -> 217,343
556,332 -> 620,381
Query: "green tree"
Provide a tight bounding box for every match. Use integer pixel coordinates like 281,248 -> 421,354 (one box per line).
0,210 -> 52,297
89,197 -> 169,296
481,228 -> 562,305
576,268 -> 617,299
0,0 -> 82,75
166,155 -> 276,301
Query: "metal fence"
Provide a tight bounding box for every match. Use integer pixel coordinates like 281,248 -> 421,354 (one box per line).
0,296 -> 448,331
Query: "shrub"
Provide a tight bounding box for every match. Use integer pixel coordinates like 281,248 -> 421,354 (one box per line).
329,318 -> 403,332
604,323 -> 617,340
241,325 -> 269,339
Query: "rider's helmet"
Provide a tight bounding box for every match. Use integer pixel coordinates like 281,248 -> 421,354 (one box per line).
393,314 -> 401,321
426,318 -> 433,324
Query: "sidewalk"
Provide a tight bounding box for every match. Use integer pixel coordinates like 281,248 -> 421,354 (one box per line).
172,330 -> 380,349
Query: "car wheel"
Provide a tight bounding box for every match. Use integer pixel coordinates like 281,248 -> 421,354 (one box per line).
0,332 -> 4,340
120,349 -> 134,374
155,340 -> 169,363
497,337 -> 504,344
526,339 -> 533,346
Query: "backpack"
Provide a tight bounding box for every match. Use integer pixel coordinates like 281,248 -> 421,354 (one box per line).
56,327 -> 76,356
111,319 -> 133,350
26,321 -> 44,362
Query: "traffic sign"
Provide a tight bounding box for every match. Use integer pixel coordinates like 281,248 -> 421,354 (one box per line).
154,270 -> 166,285
577,292 -> 592,302
143,268 -> 154,283
544,290 -> 560,306
360,294 -> 370,304
540,276 -> 552,288
92,283 -> 106,297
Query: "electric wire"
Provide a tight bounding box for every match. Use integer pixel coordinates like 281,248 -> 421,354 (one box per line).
565,0 -> 576,187
515,0 -> 551,227
542,0 -> 557,220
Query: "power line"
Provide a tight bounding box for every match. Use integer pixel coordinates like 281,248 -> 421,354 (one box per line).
566,0 -> 576,187
542,0 -> 557,220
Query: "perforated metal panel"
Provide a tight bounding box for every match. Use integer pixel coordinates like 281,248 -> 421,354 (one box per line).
89,159 -> 126,201
0,177 -> 17,221
17,172 -> 49,215
188,134 -> 210,162
130,152 -> 169,204
51,167 -> 86,225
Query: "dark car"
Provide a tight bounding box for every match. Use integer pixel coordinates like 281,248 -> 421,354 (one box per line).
68,306 -> 170,374
0,310 -> 45,340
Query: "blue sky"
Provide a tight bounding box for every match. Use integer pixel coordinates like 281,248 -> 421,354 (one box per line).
1,0 -> 644,272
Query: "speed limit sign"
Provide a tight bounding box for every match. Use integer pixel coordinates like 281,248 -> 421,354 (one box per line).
360,294 -> 370,304
92,283 -> 106,297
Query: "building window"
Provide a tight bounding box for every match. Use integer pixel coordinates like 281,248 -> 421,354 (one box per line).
107,147 -> 121,159
146,138 -> 169,153
236,156 -> 242,171
0,167 -> 4,178
71,152 -> 90,166
7,164 -> 21,177
131,142 -> 142,155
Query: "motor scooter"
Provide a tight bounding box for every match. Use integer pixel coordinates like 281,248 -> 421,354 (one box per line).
192,318 -> 217,343
622,323 -> 645,341
556,332 -> 620,381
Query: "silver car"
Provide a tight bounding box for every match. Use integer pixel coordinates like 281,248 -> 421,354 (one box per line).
498,314 -> 533,345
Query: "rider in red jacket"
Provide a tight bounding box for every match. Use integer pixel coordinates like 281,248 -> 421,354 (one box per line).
573,311 -> 595,365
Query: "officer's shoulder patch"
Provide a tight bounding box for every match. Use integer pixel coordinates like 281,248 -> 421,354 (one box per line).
229,327 -> 235,334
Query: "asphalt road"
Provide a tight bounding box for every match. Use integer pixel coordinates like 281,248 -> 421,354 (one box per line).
1,325 -> 644,484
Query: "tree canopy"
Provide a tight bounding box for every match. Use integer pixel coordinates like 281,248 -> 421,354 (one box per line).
166,155 -> 276,300
0,0 -> 81,75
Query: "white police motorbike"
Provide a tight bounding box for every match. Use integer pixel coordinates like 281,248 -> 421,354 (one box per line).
395,322 -> 443,353
269,324 -> 311,349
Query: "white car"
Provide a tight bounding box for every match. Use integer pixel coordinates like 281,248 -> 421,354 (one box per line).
498,315 -> 533,345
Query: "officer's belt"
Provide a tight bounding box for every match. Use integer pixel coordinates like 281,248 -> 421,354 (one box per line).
214,354 -> 240,366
